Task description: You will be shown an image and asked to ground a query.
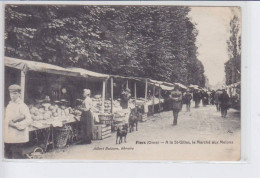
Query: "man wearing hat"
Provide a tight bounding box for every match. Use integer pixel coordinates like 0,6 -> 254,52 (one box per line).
169,85 -> 182,125
183,89 -> 193,112
219,89 -> 230,118
80,89 -> 93,144
4,84 -> 32,158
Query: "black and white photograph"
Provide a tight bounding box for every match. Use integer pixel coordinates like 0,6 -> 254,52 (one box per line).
3,4 -> 241,160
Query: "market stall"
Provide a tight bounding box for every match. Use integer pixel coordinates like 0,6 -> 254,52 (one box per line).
4,56 -> 110,152
107,75 -> 148,129
226,82 -> 240,110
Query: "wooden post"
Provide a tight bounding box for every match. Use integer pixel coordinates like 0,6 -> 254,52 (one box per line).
152,84 -> 155,115
21,71 -> 26,101
101,80 -> 106,113
111,77 -> 113,113
159,86 -> 161,113
126,80 -> 129,89
134,82 -> 137,107
145,79 -> 148,102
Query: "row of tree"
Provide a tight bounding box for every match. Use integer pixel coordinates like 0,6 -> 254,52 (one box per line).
5,5 -> 206,87
225,15 -> 241,85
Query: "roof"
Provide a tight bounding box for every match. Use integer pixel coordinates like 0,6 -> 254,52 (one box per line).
160,84 -> 174,91
110,75 -> 146,82
66,67 -> 109,80
4,56 -> 109,80
174,83 -> 187,90
5,56 -> 80,77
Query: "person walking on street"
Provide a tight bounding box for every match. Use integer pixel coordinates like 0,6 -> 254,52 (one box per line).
4,84 -> 32,159
169,85 -> 182,126
202,90 -> 209,107
183,90 -> 192,112
214,90 -> 222,112
193,90 -> 201,108
210,90 -> 215,105
219,89 -> 230,118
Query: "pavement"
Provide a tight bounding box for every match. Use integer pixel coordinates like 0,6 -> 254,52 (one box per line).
42,102 -> 241,161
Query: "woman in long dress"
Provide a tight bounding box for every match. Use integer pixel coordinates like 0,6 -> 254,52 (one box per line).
80,89 -> 93,144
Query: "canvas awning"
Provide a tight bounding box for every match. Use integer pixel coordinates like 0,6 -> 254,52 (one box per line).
4,57 -> 110,80
160,84 -> 174,91
110,75 -> 146,82
66,67 -> 109,80
174,83 -> 187,90
4,56 -> 80,77
189,84 -> 200,89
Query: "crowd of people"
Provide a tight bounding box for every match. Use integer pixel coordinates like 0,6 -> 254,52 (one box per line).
169,86 -> 232,126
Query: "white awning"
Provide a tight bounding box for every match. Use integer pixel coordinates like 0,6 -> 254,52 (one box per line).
4,56 -> 80,77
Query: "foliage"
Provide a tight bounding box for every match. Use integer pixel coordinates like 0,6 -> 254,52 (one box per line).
5,5 -> 206,87
225,15 -> 241,85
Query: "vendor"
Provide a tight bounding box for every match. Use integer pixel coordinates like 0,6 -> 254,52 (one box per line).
60,87 -> 72,107
120,85 -> 131,109
80,89 -> 94,144
147,89 -> 152,100
4,84 -> 32,159
32,85 -> 50,103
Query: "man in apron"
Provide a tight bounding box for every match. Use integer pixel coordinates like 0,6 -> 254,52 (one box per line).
4,84 -> 32,159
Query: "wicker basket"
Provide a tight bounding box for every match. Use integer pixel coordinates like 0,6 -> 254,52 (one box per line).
54,125 -> 71,148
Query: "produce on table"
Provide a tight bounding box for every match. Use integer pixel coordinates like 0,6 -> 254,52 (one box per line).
29,103 -> 82,123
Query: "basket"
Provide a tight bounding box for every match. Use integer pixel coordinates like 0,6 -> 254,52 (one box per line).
54,125 -> 71,148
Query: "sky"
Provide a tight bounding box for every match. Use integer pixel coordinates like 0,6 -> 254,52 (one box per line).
189,7 -> 241,86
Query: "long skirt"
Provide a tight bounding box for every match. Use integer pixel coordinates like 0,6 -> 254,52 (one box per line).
80,110 -> 93,144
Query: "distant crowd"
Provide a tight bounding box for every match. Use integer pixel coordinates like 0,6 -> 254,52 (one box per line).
169,85 -> 230,126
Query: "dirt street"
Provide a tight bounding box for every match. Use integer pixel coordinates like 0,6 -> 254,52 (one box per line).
42,103 -> 241,161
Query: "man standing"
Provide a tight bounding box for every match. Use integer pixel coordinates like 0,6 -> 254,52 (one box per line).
120,85 -> 131,109
210,90 -> 215,105
219,89 -> 230,118
4,84 -> 32,159
193,89 -> 201,108
169,85 -> 182,126
214,90 -> 222,112
183,90 -> 192,112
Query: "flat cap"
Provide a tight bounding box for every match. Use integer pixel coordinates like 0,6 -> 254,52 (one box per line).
8,84 -> 21,92
83,89 -> 91,94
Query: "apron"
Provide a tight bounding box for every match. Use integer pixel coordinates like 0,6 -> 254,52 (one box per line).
80,110 -> 93,144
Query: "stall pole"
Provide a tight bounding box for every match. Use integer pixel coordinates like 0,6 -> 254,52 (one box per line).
102,80 -> 106,113
111,77 -> 114,113
20,71 -> 26,101
152,84 -> 155,115
145,79 -> 148,102
159,86 -> 161,113
126,80 -> 129,89
134,82 -> 137,107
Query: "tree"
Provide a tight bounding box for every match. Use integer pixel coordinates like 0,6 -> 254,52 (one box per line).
5,5 -> 206,87
225,15 -> 241,85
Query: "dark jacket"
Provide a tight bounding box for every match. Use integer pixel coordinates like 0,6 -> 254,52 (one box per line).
169,89 -> 182,110
219,92 -> 230,108
193,92 -> 201,102
183,92 -> 192,104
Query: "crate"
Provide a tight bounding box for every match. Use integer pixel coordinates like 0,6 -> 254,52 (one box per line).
92,124 -> 111,140
141,113 -> 147,122
98,114 -> 114,125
